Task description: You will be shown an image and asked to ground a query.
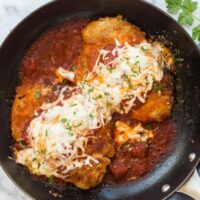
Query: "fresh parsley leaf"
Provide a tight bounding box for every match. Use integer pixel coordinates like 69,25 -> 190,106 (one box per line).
192,25 -> 200,41
155,83 -> 163,92
166,0 -> 182,14
94,94 -> 103,100
35,91 -> 41,99
19,140 -> 26,149
165,0 -> 200,41
89,113 -> 94,118
145,123 -> 152,130
107,67 -> 114,73
88,86 -> 94,93
70,103 -> 77,107
182,0 -> 198,13
37,162 -> 41,169
45,130 -> 48,137
73,122 -> 82,128
70,65 -> 75,71
178,12 -> 194,25
48,175 -> 54,184
104,92 -> 109,96
61,118 -> 67,123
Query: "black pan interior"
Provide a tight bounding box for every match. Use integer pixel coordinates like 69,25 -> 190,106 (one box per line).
0,0 -> 200,200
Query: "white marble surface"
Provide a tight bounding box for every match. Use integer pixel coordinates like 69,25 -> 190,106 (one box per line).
0,0 -> 199,200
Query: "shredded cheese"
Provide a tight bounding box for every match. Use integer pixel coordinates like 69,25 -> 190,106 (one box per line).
114,121 -> 154,145
56,67 -> 75,82
15,39 -> 169,180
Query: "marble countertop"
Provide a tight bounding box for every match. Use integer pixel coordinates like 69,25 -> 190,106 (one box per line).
0,0 -> 199,200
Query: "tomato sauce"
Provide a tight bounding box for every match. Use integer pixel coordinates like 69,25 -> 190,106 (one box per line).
17,18 -> 176,186
103,121 -> 176,184
20,19 -> 88,84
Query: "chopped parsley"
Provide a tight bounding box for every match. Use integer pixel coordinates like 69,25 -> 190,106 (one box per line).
37,162 -> 41,169
140,46 -> 147,51
107,67 -> 113,73
32,157 -> 37,162
106,101 -> 111,110
131,69 -> 139,77
134,60 -> 139,65
138,66 -> 141,73
68,132 -> 73,136
35,91 -> 41,99
155,83 -> 163,92
145,123 -> 152,130
45,130 -> 48,137
70,103 -> 77,107
66,125 -> 72,132
48,175 -> 54,184
123,74 -> 133,89
94,94 -> 103,100
88,86 -> 94,93
61,118 -> 67,123
104,92 -> 109,96
73,122 -> 82,128
39,149 -> 46,154
89,113 -> 94,118
173,54 -> 184,63
19,140 -> 26,149
69,65 -> 75,71
125,94 -> 132,99
63,119 -> 73,131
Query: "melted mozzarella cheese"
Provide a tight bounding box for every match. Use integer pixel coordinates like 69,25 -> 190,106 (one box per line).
56,67 -> 75,82
87,39 -> 167,114
115,121 -> 154,145
15,39 -> 169,180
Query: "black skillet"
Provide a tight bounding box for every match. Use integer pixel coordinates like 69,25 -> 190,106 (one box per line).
0,0 -> 200,200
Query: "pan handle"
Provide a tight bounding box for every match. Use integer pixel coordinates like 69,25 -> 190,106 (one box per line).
178,170 -> 200,200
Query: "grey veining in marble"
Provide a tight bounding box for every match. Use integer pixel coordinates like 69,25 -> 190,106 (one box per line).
0,0 -> 199,199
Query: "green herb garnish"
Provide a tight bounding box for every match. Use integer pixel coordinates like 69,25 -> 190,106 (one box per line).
107,67 -> 113,73
145,123 -> 153,129
165,0 -> 200,41
70,103 -> 77,107
88,86 -> 94,93
192,25 -> 200,41
61,118 -> 67,123
48,175 -> 54,184
155,83 -> 163,92
32,157 -> 37,162
45,130 -> 48,137
35,91 -> 41,99
37,162 -> 41,169
19,140 -> 26,149
140,46 -> 147,51
106,101 -> 111,110
70,65 -> 76,71
89,113 -> 94,118
131,69 -> 138,76
123,74 -> 133,89
73,122 -> 82,128
104,92 -> 109,96
94,94 -> 103,100
134,60 -> 139,65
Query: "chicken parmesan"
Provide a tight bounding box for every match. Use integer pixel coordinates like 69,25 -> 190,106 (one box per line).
12,16 -> 175,189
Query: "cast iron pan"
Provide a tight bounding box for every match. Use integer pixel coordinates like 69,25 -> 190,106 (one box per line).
0,0 -> 200,199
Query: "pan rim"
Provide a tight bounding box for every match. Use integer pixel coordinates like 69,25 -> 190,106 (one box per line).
0,0 -> 200,200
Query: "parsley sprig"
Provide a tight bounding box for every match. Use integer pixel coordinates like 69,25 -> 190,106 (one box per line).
165,0 -> 200,41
